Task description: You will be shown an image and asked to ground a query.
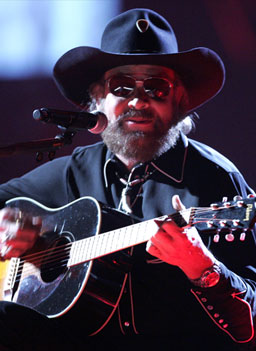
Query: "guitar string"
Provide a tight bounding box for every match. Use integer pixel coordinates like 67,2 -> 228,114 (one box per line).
12,206 -> 244,281
15,206 -> 212,265
11,205 -> 245,280
9,205 -> 247,280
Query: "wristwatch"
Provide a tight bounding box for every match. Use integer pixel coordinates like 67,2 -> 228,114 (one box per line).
190,262 -> 221,288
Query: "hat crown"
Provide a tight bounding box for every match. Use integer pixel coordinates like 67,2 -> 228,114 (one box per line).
101,8 -> 178,54
54,8 -> 225,113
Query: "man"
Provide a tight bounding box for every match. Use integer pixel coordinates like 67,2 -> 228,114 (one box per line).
0,8 -> 255,351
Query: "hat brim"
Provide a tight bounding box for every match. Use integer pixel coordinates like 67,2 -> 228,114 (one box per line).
53,46 -> 225,113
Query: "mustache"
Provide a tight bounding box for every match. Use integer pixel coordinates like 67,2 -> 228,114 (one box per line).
117,109 -> 155,122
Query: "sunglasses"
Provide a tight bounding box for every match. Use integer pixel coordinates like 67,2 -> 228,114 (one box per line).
106,75 -> 174,99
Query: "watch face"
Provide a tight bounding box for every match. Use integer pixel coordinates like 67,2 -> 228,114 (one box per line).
190,263 -> 221,288
203,271 -> 220,288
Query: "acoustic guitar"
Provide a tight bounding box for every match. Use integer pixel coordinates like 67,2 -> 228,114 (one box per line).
0,195 -> 255,334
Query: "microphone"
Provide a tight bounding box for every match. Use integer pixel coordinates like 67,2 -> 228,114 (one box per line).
33,108 -> 108,134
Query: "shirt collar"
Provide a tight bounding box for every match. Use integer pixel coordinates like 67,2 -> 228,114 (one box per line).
150,133 -> 188,183
103,133 -> 188,187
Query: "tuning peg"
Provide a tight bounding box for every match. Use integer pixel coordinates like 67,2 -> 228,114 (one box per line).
210,203 -> 219,210
232,219 -> 241,227
225,233 -> 235,242
247,194 -> 256,198
240,232 -> 246,241
213,234 -> 220,243
220,220 -> 228,227
236,200 -> 246,207
207,220 -> 215,228
224,202 -> 231,208
233,195 -> 242,201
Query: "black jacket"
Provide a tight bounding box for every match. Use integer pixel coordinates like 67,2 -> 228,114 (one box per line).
0,134 -> 255,349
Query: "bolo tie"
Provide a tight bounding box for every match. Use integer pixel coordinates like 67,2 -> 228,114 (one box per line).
118,164 -> 154,214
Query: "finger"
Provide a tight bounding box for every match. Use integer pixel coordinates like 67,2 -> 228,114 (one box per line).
7,238 -> 35,250
0,208 -> 41,231
172,195 -> 186,211
0,235 -> 36,259
0,222 -> 19,243
146,240 -> 162,257
154,219 -> 169,231
160,219 -> 183,235
0,217 -> 41,241
152,219 -> 183,246
0,208 -> 15,221
147,239 -> 179,264
2,247 -> 25,259
0,221 -> 24,242
0,208 -> 22,224
0,243 -> 11,258
150,228 -> 177,256
0,229 -> 16,243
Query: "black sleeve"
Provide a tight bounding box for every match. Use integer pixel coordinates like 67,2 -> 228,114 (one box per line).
0,156 -> 71,208
190,171 -> 256,344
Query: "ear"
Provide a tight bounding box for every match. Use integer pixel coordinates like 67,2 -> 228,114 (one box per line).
90,82 -> 105,100
88,82 -> 106,111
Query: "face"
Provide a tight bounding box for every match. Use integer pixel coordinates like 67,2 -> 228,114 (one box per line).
96,65 -> 185,165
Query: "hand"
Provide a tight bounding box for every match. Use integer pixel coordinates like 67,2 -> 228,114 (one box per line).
0,208 -> 42,259
146,195 -> 216,279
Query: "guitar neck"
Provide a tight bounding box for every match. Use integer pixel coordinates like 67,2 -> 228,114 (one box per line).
68,209 -> 192,267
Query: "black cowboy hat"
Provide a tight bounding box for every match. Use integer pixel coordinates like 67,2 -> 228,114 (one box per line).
53,8 -> 225,113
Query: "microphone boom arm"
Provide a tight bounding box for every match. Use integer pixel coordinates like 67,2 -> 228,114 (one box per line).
0,130 -> 76,161
0,107 -> 107,161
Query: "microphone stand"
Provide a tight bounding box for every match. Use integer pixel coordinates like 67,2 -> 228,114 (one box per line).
0,129 -> 76,161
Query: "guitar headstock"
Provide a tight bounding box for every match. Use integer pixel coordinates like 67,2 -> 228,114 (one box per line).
191,195 -> 256,242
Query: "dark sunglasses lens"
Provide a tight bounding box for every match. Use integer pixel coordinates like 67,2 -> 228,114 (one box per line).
144,78 -> 171,98
108,76 -> 135,97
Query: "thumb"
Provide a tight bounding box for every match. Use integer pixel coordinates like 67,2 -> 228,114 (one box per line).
172,195 -> 186,211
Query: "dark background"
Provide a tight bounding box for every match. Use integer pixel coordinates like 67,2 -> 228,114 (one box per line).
1,0 -> 256,196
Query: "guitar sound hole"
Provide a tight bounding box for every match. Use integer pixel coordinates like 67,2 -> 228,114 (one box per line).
40,235 -> 71,283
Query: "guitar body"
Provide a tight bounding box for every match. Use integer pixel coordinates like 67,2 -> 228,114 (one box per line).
1,195 -> 255,335
2,197 -> 133,335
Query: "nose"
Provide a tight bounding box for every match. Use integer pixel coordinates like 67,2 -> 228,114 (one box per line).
127,81 -> 150,110
128,97 -> 149,110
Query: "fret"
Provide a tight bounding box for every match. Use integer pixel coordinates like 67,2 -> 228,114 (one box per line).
68,218 -> 160,267
68,207 -> 194,267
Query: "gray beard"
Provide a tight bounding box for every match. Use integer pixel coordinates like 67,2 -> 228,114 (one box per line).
101,118 -> 183,163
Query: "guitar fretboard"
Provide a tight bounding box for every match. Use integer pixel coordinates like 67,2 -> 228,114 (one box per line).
68,217 -> 161,267
67,206 -> 193,267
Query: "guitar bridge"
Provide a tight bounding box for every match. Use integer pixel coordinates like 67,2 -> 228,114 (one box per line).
2,257 -> 20,300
